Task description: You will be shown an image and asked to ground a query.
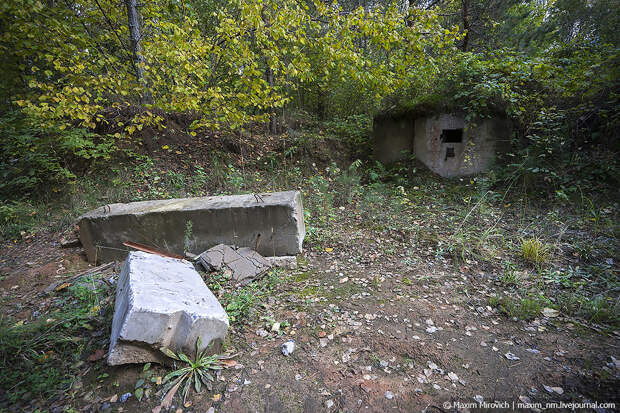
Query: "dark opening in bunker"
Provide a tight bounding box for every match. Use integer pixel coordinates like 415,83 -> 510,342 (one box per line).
445,147 -> 455,160
440,128 -> 463,143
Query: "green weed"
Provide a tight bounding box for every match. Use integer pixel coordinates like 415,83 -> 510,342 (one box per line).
557,293 -> 620,327
501,262 -> 521,286
158,338 -> 228,407
521,237 -> 550,265
490,293 -> 551,320
207,269 -> 282,324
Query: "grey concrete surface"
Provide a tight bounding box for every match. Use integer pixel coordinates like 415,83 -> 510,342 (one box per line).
107,251 -> 229,365
373,113 -> 510,177
198,244 -> 272,282
78,191 -> 305,263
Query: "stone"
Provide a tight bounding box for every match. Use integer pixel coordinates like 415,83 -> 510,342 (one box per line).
107,251 -> 229,366
198,244 -> 272,282
264,256 -> 298,269
281,340 -> 295,356
78,191 -> 305,263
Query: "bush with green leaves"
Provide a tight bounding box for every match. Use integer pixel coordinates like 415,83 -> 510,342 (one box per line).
325,115 -> 372,156
0,110 -> 115,199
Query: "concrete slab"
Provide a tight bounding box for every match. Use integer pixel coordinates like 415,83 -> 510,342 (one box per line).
78,191 -> 305,263
265,256 -> 297,270
108,251 -> 229,365
198,244 -> 272,282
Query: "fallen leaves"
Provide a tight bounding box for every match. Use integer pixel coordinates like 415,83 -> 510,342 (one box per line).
542,307 -> 559,318
221,359 -> 238,368
543,385 -> 564,394
505,352 -> 520,361
88,349 -> 106,362
55,282 -> 71,291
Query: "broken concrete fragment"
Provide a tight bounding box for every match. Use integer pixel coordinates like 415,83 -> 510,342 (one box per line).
78,191 -> 305,263
264,256 -> 297,270
198,244 -> 271,282
108,251 -> 229,366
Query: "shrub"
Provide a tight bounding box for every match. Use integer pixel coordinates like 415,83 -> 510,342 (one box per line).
0,110 -> 115,199
325,114 -> 372,156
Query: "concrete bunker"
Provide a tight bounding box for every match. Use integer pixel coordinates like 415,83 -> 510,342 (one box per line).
373,112 -> 510,177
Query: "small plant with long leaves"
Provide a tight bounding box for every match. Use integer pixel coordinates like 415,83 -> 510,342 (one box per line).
156,338 -> 233,410
521,237 -> 550,266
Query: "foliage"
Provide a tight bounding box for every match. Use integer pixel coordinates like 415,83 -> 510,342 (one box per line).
325,115 -> 372,156
2,0 -> 456,131
0,110 -> 114,198
207,269 -> 282,324
158,338 -> 228,407
2,0 -> 616,201
490,293 -> 551,321
0,200 -> 39,239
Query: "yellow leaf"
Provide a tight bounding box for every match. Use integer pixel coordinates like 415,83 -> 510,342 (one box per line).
55,282 -> 71,291
162,145 -> 169,150
324,247 -> 333,252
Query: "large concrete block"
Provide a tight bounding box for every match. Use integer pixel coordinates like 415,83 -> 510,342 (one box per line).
78,191 -> 305,263
107,251 -> 229,365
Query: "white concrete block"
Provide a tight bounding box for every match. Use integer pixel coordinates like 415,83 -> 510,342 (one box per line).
107,251 -> 229,365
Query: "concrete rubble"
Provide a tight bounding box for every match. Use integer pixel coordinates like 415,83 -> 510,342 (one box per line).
198,244 -> 272,282
198,244 -> 298,282
108,251 -> 229,366
264,255 -> 297,270
78,191 -> 305,263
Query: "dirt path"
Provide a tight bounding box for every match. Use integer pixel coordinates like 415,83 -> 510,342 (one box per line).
207,230 -> 619,412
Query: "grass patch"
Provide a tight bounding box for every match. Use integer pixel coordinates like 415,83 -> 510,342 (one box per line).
489,293 -> 551,320
557,293 -> 620,327
206,269 -> 282,325
521,237 -> 550,265
0,280 -> 111,404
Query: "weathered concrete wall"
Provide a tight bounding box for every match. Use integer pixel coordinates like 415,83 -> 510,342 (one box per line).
413,114 -> 509,177
373,116 -> 414,164
78,191 -> 305,263
108,251 -> 228,365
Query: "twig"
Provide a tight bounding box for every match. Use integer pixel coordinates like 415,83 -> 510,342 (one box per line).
43,262 -> 115,294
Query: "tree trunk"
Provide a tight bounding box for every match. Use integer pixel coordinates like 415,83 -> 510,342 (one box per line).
124,0 -> 151,104
266,66 -> 276,134
461,0 -> 470,52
